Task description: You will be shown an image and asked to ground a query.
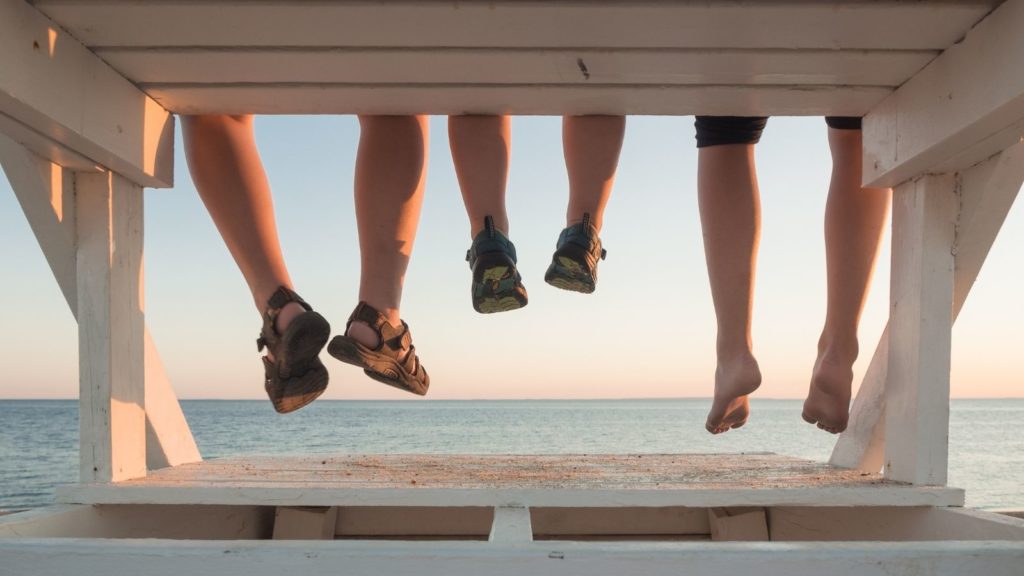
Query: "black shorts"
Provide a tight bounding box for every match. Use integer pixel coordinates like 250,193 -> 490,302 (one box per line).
694,116 -> 862,148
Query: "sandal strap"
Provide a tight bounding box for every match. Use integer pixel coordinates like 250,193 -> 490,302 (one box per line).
257,286 -> 313,352
346,302 -> 421,373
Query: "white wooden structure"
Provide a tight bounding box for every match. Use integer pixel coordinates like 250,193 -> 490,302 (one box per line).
2,0 -> 1024,574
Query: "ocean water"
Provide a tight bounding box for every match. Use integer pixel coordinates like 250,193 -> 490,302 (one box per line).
1,399 -> 1021,511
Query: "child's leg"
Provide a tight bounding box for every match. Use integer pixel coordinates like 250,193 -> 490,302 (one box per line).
803,121 -> 891,433
181,115 -> 304,332
563,115 -> 626,231
448,115 -> 511,236
183,114 -> 329,412
695,116 -> 767,434
449,114 -> 527,313
346,115 -> 429,343
544,115 -> 626,294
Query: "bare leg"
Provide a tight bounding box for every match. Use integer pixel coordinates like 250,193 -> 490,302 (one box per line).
698,144 -> 763,434
448,115 -> 511,237
346,115 -> 429,348
181,115 -> 304,334
563,115 -> 626,231
803,128 -> 891,433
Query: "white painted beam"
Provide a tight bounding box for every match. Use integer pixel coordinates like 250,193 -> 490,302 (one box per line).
863,0 -> 1024,187
76,171 -> 146,482
489,506 -> 533,544
145,84 -> 891,116
0,0 -> 174,188
2,539 -> 1024,576
99,48 -> 935,87
0,133 -> 77,312
33,1 -> 998,50
884,175 -> 957,485
832,144 -> 1024,473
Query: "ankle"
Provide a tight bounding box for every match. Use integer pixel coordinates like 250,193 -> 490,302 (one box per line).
470,214 -> 510,238
816,333 -> 859,366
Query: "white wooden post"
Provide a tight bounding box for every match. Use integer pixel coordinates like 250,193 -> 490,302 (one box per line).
76,171 -> 146,482
1,133 -> 200,473
884,175 -> 957,485
833,143 -> 1024,474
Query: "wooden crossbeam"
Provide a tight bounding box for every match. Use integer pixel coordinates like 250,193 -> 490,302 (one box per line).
0,0 -> 174,188
864,0 -> 1024,187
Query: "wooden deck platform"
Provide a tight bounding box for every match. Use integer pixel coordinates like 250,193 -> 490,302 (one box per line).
57,454 -> 964,508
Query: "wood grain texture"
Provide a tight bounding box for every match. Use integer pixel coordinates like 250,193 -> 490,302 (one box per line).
97,48 -> 935,87
33,1 -> 1000,50
884,176 -> 957,485
141,84 -> 892,116
2,539 -> 1023,576
864,0 -> 1024,186
75,171 -> 146,483
57,454 -> 963,507
0,0 -> 174,187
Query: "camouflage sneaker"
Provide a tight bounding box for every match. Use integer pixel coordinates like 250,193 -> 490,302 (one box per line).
544,213 -> 607,294
466,216 -> 528,314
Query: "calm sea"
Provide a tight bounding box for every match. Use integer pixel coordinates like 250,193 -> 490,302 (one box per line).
1,399 -> 1021,511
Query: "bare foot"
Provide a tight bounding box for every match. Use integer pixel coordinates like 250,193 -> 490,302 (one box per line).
706,353 -> 762,434
802,348 -> 855,434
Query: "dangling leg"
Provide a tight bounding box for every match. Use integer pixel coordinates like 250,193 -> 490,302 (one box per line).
328,115 -> 431,395
803,119 -> 891,433
182,115 -> 329,413
545,115 -> 626,293
449,114 -> 527,313
695,117 -> 767,434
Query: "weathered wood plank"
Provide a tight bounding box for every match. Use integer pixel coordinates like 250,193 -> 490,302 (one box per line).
708,508 -> 770,541
142,84 -> 891,116
770,506 -> 1024,541
884,175 -> 957,485
272,507 -> 338,540
863,0 -> 1024,187
98,48 -> 935,87
33,1 -> 999,50
55,454 -> 965,507
489,506 -> 533,543
0,0 -> 174,188
3,539 -> 1024,576
0,133 -> 78,310
76,171 -> 146,483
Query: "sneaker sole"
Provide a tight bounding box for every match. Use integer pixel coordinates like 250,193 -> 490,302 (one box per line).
472,260 -> 528,314
545,254 -> 596,294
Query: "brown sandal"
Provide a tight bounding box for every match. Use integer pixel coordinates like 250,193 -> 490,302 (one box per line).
258,287 -> 331,413
327,302 -> 429,396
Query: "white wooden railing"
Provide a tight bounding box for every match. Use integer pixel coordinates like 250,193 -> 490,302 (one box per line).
2,0 -> 1023,487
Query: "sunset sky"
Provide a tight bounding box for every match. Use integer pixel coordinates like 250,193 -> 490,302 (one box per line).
1,115 -> 1021,400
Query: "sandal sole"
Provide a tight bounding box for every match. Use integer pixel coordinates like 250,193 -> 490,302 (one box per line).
327,335 -> 429,396
266,312 -> 331,414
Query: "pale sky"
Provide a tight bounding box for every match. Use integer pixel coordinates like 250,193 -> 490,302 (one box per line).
1,115 -> 1022,400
